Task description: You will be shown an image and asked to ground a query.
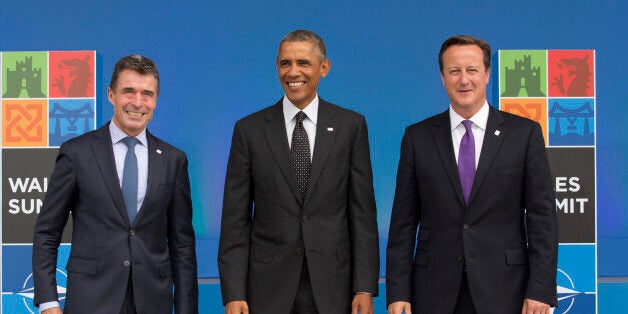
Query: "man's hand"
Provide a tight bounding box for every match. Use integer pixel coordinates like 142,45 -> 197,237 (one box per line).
41,307 -> 62,314
388,301 -> 412,314
225,300 -> 249,314
351,293 -> 374,314
521,298 -> 550,314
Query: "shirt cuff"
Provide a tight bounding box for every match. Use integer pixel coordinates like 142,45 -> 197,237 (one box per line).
38,301 -> 60,313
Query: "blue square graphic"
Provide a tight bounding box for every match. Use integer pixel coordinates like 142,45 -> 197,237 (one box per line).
555,244 -> 596,313
548,99 -> 595,146
48,99 -> 95,146
2,245 -> 70,314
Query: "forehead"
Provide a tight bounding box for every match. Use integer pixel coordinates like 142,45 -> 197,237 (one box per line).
442,45 -> 484,66
277,41 -> 318,59
115,69 -> 157,90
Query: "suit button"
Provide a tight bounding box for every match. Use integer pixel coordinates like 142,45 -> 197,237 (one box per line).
130,229 -> 135,235
457,254 -> 463,262
295,248 -> 303,255
463,224 -> 469,230
302,216 -> 309,223
123,260 -> 130,267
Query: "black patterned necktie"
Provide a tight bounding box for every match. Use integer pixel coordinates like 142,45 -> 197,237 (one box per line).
291,111 -> 311,201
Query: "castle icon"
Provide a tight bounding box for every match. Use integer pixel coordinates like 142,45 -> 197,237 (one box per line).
501,55 -> 545,97
3,56 -> 46,98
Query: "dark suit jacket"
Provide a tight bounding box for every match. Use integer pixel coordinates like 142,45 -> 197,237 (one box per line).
218,99 -> 379,314
386,107 -> 558,313
32,122 -> 198,314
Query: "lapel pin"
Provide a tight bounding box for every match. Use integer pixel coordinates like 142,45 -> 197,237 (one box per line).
156,149 -> 162,154
327,127 -> 334,132
494,130 -> 501,136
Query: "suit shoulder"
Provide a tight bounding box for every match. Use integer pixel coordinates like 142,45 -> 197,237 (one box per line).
404,111 -> 446,134
58,125 -> 104,149
235,103 -> 278,126
149,133 -> 187,157
322,100 -> 365,119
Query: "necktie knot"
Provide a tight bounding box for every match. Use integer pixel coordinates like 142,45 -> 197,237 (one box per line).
461,120 -> 473,132
295,111 -> 307,124
122,136 -> 139,149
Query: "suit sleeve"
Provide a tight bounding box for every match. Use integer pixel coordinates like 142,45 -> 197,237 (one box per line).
218,121 -> 253,304
386,128 -> 421,305
347,115 -> 380,295
32,143 -> 76,307
523,122 -> 559,306
167,153 -> 199,313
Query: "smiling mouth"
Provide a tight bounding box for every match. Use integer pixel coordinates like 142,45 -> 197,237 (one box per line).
288,81 -> 305,87
126,111 -> 145,117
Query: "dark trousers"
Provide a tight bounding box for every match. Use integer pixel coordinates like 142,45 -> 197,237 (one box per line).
454,270 -> 477,314
291,259 -> 319,314
120,276 -> 137,314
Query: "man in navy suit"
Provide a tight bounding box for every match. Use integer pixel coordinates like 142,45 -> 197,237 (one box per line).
386,35 -> 558,314
33,55 -> 198,314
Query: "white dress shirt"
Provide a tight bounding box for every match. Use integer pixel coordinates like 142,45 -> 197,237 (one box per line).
450,101 -> 490,167
283,95 -> 318,159
110,121 -> 148,212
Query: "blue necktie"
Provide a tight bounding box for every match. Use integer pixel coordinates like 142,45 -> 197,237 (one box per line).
122,137 -> 140,224
458,120 -> 476,204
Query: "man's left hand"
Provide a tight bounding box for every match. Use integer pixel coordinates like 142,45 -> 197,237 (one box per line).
351,293 -> 374,314
521,298 -> 550,314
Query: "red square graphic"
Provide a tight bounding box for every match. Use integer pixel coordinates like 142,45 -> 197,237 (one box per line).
49,51 -> 95,98
548,50 -> 595,97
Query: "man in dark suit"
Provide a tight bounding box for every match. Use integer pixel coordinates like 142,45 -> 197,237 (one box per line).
386,35 -> 558,314
32,55 -> 198,314
218,29 -> 379,314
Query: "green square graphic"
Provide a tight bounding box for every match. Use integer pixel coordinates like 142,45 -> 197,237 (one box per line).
500,50 -> 547,97
2,51 -> 48,98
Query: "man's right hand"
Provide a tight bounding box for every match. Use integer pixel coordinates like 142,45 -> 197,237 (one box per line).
41,307 -> 62,314
388,301 -> 412,314
225,300 -> 249,314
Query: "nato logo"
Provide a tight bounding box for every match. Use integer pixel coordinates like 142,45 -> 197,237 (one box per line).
2,245 -> 70,313
553,244 -> 596,313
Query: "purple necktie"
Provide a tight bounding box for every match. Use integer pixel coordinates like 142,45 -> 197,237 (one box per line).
458,120 -> 475,204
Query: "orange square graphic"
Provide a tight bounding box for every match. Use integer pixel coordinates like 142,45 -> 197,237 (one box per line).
500,98 -> 548,145
548,50 -> 595,97
3,99 -> 48,146
49,51 -> 96,98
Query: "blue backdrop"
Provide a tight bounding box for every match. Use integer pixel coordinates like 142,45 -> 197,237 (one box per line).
2,0 -> 626,311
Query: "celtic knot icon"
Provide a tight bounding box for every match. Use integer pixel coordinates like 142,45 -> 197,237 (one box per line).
5,104 -> 44,143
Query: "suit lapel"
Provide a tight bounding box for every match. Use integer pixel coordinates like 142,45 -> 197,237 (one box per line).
263,101 -> 303,205
432,111 -> 467,207
134,130 -> 165,224
91,122 -> 130,224
305,100 -> 337,206
468,107 -> 506,205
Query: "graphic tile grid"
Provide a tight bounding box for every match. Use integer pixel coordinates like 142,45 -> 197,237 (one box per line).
1,51 -> 97,313
499,49 -> 597,313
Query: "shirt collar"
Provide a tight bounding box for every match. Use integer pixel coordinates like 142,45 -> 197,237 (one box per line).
283,94 -> 319,126
449,101 -> 489,132
109,121 -> 148,147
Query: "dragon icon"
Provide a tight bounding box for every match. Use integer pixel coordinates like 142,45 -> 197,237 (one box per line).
551,54 -> 591,96
52,54 -> 92,97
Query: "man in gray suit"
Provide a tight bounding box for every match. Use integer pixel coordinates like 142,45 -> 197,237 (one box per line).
218,29 -> 379,314
386,35 -> 558,314
33,55 -> 198,314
